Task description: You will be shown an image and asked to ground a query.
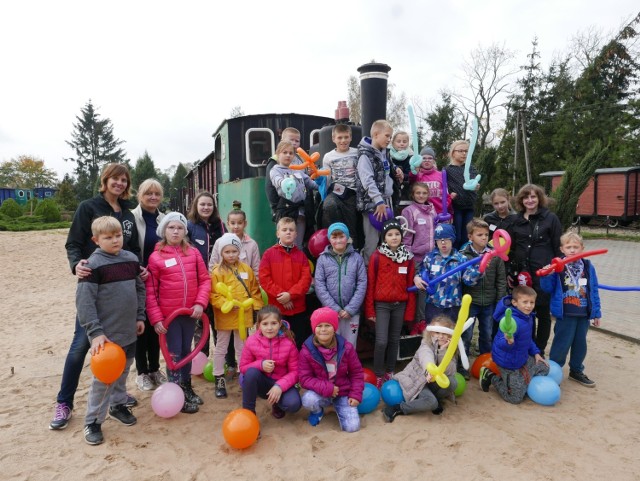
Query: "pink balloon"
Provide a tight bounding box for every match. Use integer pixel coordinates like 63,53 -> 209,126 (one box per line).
151,382 -> 185,418
308,228 -> 330,257
191,351 -> 209,375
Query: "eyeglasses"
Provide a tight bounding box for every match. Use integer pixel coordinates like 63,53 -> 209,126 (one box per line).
454,149 -> 469,154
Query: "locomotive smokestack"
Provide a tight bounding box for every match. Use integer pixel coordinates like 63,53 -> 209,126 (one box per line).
357,62 -> 391,137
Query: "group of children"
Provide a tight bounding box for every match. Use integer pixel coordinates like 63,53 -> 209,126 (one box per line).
71,120 -> 603,445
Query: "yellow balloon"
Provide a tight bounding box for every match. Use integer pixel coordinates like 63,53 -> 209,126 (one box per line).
426,294 -> 472,388
221,301 -> 234,314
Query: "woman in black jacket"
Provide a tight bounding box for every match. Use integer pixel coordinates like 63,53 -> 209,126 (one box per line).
508,184 -> 562,356
50,163 -> 141,430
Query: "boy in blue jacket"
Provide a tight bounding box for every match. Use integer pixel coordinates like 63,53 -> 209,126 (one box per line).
539,231 -> 601,387
480,286 -> 549,404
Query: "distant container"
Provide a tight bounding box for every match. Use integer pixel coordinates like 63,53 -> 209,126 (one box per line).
540,166 -> 640,225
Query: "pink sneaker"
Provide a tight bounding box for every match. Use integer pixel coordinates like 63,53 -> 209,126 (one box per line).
375,376 -> 384,389
384,372 -> 394,382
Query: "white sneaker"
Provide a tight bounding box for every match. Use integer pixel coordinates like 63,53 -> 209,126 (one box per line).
136,374 -> 155,391
149,370 -> 167,385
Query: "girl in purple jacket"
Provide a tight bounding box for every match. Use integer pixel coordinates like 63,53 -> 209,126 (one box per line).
299,307 -> 364,432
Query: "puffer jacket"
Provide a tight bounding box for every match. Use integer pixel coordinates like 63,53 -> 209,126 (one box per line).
421,248 -> 482,308
299,335 -> 364,402
540,259 -> 602,320
210,261 -> 263,330
314,244 -> 367,316
239,330 -> 299,392
491,296 -> 539,370
365,250 -> 416,321
145,244 -> 211,325
408,168 -> 453,216
394,337 -> 456,402
401,202 -> 437,265
259,243 -> 312,315
461,244 -> 506,306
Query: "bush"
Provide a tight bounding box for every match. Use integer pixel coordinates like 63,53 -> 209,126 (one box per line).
23,198 -> 39,214
0,198 -> 23,219
34,198 -> 61,222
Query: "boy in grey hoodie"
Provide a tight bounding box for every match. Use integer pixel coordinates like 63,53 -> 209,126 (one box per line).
77,216 -> 146,445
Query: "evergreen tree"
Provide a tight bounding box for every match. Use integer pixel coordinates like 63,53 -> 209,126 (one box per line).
170,163 -> 189,211
423,92 -> 466,167
55,174 -> 78,211
65,100 -> 127,201
131,151 -> 158,191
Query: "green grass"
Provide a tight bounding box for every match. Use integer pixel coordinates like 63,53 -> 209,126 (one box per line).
0,221 -> 72,232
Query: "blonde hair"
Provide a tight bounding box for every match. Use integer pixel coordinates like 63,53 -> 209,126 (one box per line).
99,163 -> 132,200
560,230 -> 584,247
275,140 -> 295,155
410,182 -> 430,201
91,216 -> 122,237
281,127 -> 300,138
136,178 -> 164,204
392,131 -> 410,143
370,119 -> 392,136
276,217 -> 296,231
490,188 -> 510,203
449,140 -> 470,159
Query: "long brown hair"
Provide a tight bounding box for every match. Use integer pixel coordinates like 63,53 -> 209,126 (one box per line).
514,184 -> 548,212
255,306 -> 295,342
187,191 -> 221,224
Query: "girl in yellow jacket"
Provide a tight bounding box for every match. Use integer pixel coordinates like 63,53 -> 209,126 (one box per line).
210,233 -> 263,398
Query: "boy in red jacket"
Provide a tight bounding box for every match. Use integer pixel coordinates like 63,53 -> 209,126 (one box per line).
259,217 -> 312,349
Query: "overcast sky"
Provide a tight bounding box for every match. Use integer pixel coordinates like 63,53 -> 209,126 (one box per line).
1,0 -> 637,180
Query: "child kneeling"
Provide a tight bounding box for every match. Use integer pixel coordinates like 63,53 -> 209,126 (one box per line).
383,315 -> 457,422
299,307 -> 364,432
480,286 -> 550,403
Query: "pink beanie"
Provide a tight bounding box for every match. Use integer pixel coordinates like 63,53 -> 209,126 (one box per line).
310,307 -> 339,332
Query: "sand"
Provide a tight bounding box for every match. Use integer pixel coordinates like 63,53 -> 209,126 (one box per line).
1,229 -> 639,481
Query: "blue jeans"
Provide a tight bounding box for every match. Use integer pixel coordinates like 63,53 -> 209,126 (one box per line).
462,304 -> 495,355
56,316 -> 91,409
453,208 -> 475,249
166,315 -> 196,384
242,367 -> 302,414
549,316 -> 590,373
301,391 -> 360,433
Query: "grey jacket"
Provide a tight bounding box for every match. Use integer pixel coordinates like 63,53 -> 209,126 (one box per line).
77,248 -> 146,347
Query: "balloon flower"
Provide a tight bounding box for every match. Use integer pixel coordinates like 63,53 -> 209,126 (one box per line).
479,229 -> 511,273
426,294 -> 472,388
291,148 -> 330,180
407,105 -> 423,175
215,282 -> 254,341
281,177 -> 296,200
463,117 -> 481,191
499,308 -> 517,341
535,249 -> 608,277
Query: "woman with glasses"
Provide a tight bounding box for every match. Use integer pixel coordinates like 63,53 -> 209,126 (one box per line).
445,140 -> 480,248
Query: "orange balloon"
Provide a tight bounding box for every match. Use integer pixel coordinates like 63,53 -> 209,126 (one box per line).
471,352 -> 500,379
90,342 -> 126,384
222,409 -> 260,449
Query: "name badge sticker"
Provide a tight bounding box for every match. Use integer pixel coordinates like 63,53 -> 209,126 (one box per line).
165,258 -> 177,268
579,278 -> 588,286
399,266 -> 408,274
240,272 -> 249,279
489,224 -> 497,231
417,218 -> 427,225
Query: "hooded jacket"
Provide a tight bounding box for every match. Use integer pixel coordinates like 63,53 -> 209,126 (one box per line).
145,244 -> 211,325
355,137 -> 396,212
239,329 -> 299,392
298,334 -> 364,401
421,248 -> 482,308
314,244 -> 367,316
491,296 -> 540,370
210,261 -> 263,330
401,202 -> 437,265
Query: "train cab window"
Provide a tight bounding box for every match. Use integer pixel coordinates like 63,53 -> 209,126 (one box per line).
17,190 -> 25,198
245,128 -> 275,168
310,129 -> 321,147
45,191 -> 52,198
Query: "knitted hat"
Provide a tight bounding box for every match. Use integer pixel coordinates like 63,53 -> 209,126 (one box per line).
310,307 -> 339,332
381,218 -> 403,238
434,223 -> 456,242
420,146 -> 436,158
218,233 -> 242,254
327,222 -> 349,239
156,212 -> 188,238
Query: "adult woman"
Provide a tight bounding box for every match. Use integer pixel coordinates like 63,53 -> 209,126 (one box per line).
509,184 -> 562,355
445,140 -> 480,249
50,163 -> 141,430
187,192 -> 225,358
131,179 -> 166,391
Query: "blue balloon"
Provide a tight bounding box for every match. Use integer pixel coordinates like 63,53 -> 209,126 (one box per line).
527,376 -> 561,406
547,360 -> 564,385
380,379 -> 405,406
357,383 -> 381,414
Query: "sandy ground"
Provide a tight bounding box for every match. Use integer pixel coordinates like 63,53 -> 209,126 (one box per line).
1,229 -> 639,481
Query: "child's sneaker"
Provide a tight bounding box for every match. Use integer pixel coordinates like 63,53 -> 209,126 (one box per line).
125,393 -> 138,408
84,422 -> 104,445
215,376 -> 227,399
271,404 -> 286,419
308,408 -> 324,427
136,374 -> 155,391
49,402 -> 72,430
569,370 -> 596,387
384,372 -> 394,382
479,367 -> 495,392
108,404 -> 137,426
382,404 -> 402,423
149,370 -> 167,385
375,377 -> 384,390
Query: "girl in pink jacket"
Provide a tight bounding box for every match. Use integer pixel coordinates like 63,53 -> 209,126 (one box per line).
146,212 -> 211,414
408,146 -> 453,217
239,305 -> 301,420
299,308 -> 364,432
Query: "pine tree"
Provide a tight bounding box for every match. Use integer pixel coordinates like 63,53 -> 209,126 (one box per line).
424,92 -> 466,167
131,151 -> 158,192
55,174 -> 78,211
65,100 -> 127,201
